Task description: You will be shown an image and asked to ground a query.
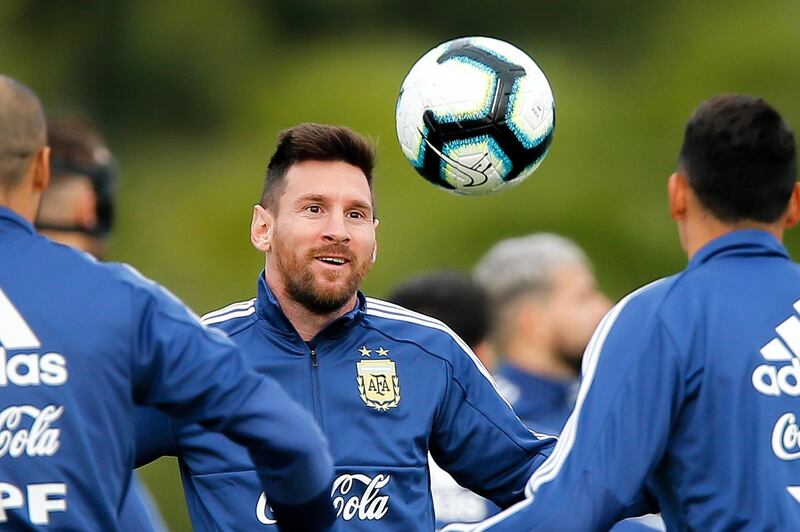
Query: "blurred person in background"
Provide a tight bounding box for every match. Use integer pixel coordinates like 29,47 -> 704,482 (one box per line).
36,118 -> 115,259
473,233 -> 664,531
388,270 -> 500,530
0,74 -> 334,530
473,233 -> 610,435
453,94 -> 800,530
135,122 -> 558,531
35,117 -> 167,532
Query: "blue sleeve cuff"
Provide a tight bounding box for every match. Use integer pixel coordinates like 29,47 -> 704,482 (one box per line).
270,483 -> 335,531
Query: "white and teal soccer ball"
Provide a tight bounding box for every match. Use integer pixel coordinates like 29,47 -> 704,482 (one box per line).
395,36 -> 555,196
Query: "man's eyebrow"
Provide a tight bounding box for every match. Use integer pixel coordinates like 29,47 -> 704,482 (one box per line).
295,193 -> 373,212
349,199 -> 373,212
295,193 -> 328,204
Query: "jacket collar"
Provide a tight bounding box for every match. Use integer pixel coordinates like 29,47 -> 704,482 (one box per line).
688,229 -> 789,269
0,206 -> 35,235
254,271 -> 367,340
497,362 -> 576,407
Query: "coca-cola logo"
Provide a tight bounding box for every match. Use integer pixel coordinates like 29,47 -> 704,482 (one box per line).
256,473 -> 390,526
772,412 -> 800,460
0,405 -> 62,458
332,473 -> 390,521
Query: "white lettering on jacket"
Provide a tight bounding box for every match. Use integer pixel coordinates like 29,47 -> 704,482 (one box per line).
255,473 -> 390,525
772,412 -> 800,460
0,405 -> 62,458
0,348 -> 67,387
332,473 -> 390,521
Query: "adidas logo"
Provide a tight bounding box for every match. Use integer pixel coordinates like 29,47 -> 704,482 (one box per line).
752,300 -> 800,397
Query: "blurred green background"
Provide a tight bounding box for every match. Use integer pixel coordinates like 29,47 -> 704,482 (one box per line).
2,0 -> 799,529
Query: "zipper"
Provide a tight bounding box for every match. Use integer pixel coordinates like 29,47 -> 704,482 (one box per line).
308,347 -> 323,425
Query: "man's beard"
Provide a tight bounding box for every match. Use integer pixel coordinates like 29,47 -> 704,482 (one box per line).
554,337 -> 586,377
275,240 -> 371,316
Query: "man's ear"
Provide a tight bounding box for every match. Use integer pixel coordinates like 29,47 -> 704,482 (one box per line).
371,218 -> 379,263
668,172 -> 688,221
32,146 -> 50,193
784,182 -> 800,229
250,204 -> 274,252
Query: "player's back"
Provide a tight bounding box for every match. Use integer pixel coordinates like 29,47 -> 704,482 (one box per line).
653,230 -> 800,530
1,207 -> 159,529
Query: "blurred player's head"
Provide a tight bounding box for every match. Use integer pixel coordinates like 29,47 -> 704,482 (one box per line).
0,75 -> 49,222
388,270 -> 494,368
671,94 -> 800,255
474,233 -> 610,378
251,123 -> 378,316
36,118 -> 116,259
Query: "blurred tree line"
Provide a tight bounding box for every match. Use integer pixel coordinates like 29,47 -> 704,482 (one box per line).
1,0 -> 798,529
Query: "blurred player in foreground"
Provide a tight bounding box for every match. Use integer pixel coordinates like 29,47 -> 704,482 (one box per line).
36,118 -> 167,531
135,123 -> 557,530
448,94 -> 800,531
388,270 -> 500,529
0,74 -> 334,530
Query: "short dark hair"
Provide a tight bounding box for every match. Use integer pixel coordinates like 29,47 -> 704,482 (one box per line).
40,118 -> 116,236
388,270 -> 490,349
678,94 -> 797,223
260,123 -> 376,212
0,75 -> 46,190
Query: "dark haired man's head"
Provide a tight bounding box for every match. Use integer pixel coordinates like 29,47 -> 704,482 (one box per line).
389,270 -> 490,350
0,75 -> 49,221
36,118 -> 116,258
251,124 -> 379,334
260,123 -> 376,214
678,94 -> 797,224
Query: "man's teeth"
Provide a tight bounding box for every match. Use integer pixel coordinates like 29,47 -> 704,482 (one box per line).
319,257 -> 346,264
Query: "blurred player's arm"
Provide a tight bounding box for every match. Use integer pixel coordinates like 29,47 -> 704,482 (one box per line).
467,291 -> 681,531
134,406 -> 176,467
122,266 -> 335,531
430,339 -> 557,510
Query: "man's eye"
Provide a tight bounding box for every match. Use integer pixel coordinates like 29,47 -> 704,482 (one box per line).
307,205 -> 321,214
348,211 -> 366,219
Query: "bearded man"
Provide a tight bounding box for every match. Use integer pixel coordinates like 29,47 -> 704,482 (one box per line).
135,123 -> 557,531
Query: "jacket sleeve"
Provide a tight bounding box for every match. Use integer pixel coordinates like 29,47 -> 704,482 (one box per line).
133,406 -> 176,467
122,268 -> 335,528
472,292 -> 683,531
429,336 -> 557,509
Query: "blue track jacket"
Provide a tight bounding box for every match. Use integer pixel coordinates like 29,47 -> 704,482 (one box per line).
135,273 -> 556,530
0,207 -> 333,530
459,230 -> 800,531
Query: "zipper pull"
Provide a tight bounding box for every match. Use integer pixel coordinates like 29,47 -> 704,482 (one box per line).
310,349 -> 318,367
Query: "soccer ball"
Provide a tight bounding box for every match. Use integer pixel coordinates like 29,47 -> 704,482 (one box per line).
395,36 -> 555,196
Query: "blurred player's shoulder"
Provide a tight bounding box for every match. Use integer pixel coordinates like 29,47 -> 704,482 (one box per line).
31,231 -> 150,296
201,298 -> 258,335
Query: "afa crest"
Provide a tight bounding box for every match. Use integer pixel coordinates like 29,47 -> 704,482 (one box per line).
356,359 -> 400,411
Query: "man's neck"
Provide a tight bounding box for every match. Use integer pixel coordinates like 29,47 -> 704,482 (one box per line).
682,215 -> 783,259
503,341 -> 577,380
266,275 -> 357,342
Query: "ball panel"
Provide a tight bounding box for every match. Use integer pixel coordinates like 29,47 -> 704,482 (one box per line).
430,57 -> 497,123
506,76 -> 556,150
439,135 -> 511,195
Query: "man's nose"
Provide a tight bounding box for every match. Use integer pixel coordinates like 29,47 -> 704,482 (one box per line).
322,211 -> 351,243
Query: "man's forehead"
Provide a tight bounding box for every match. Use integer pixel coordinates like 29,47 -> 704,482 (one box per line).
281,160 -> 373,204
